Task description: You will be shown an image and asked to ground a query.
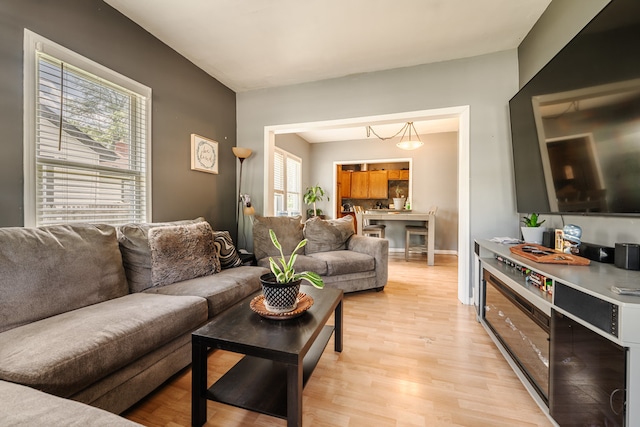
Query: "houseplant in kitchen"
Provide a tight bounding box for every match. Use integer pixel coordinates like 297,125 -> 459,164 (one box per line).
393,185 -> 406,211
303,184 -> 328,218
260,229 -> 324,313
521,213 -> 546,244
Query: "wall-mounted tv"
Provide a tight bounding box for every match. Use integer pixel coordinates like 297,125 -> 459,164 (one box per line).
509,0 -> 640,216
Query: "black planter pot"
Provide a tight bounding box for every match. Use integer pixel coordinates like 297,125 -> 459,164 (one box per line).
259,273 -> 301,313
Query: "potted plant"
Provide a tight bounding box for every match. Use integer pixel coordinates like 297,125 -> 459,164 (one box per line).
521,213 -> 546,244
260,229 -> 324,313
303,184 -> 328,218
393,185 -> 405,211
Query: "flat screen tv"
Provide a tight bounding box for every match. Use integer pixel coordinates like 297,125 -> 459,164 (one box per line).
509,0 -> 640,216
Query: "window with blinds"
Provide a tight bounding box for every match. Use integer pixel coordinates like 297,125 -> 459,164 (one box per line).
273,148 -> 301,216
24,30 -> 151,226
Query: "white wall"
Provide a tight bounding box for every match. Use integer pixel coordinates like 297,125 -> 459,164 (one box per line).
238,50 -> 520,300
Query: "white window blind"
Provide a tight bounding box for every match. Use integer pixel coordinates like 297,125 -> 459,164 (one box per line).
25,31 -> 151,226
273,148 -> 301,216
286,156 -> 301,215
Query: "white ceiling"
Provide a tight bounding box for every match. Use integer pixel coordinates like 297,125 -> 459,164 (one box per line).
104,0 -> 551,142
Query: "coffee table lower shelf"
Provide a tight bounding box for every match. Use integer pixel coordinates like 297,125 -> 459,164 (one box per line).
206,325 -> 334,419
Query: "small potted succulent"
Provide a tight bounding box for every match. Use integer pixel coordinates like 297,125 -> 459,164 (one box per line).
521,213 -> 546,244
260,229 -> 324,313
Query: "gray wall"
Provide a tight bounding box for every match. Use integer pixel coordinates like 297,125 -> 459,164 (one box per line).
517,0 -> 640,248
517,0 -> 611,86
0,0 -> 237,232
238,50 -> 520,263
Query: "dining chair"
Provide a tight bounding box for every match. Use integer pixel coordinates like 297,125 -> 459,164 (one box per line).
405,206 -> 437,262
355,206 -> 386,238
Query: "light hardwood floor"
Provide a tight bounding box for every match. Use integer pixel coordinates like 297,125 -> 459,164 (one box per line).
123,253 -> 553,427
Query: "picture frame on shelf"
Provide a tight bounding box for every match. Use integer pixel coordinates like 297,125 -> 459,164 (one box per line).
555,229 -> 564,252
191,134 -> 218,174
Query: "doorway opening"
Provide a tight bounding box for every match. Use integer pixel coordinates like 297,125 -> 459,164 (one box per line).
263,106 -> 471,304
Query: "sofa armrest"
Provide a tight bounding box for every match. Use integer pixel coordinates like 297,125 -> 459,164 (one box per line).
347,235 -> 389,289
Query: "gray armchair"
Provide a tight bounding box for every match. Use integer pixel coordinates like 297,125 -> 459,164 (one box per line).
252,215 -> 388,293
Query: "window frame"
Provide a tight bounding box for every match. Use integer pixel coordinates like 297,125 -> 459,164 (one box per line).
23,29 -> 152,226
273,146 -> 302,216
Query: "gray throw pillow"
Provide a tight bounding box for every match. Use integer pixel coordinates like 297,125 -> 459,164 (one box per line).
117,217 -> 205,292
253,215 -> 304,260
148,221 -> 221,287
213,230 -> 243,269
303,216 -> 355,254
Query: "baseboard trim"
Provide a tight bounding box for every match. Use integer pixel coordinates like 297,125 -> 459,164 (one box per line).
388,248 -> 458,256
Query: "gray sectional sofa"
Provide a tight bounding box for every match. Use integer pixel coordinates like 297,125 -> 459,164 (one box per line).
0,218 -> 268,424
253,215 -> 389,293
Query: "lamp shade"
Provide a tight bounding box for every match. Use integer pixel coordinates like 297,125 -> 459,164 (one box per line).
232,147 -> 252,159
396,140 -> 424,150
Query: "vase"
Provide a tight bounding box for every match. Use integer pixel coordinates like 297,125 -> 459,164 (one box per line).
393,197 -> 406,211
259,273 -> 301,313
521,227 -> 545,244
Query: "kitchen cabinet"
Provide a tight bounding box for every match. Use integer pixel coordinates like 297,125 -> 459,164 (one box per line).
350,172 -> 369,199
388,170 -> 409,180
368,171 -> 388,198
349,171 -> 388,199
339,171 -> 352,198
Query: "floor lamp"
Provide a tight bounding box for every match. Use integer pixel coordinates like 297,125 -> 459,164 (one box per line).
232,147 -> 252,249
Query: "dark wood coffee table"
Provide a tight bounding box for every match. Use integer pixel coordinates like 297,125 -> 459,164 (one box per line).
191,285 -> 343,427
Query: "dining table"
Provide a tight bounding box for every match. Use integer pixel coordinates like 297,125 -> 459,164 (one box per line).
354,210 -> 435,265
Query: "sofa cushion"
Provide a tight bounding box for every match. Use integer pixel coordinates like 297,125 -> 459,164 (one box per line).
307,250 -> 375,276
257,254 -> 328,276
0,293 -> 207,397
213,230 -> 243,269
148,221 -> 220,287
117,217 -> 205,292
303,216 -> 355,254
0,380 -> 143,426
145,266 -> 269,317
0,224 -> 128,334
253,215 -> 304,260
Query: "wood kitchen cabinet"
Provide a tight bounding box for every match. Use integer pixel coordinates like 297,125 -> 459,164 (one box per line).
388,170 -> 409,180
368,171 -> 388,198
339,171 -> 352,198
349,171 -> 388,199
350,172 -> 369,199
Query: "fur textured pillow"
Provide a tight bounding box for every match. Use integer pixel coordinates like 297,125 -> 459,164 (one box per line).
213,230 -> 243,269
148,221 -> 220,287
253,215 -> 304,260
303,216 -> 355,254
116,217 -> 206,292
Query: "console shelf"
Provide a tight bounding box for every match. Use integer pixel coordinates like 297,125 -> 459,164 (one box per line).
475,239 -> 640,427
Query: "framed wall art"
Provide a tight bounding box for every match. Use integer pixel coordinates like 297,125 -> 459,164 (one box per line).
191,134 -> 218,174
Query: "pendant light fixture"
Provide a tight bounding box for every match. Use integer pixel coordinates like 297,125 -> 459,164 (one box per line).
366,121 -> 424,150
